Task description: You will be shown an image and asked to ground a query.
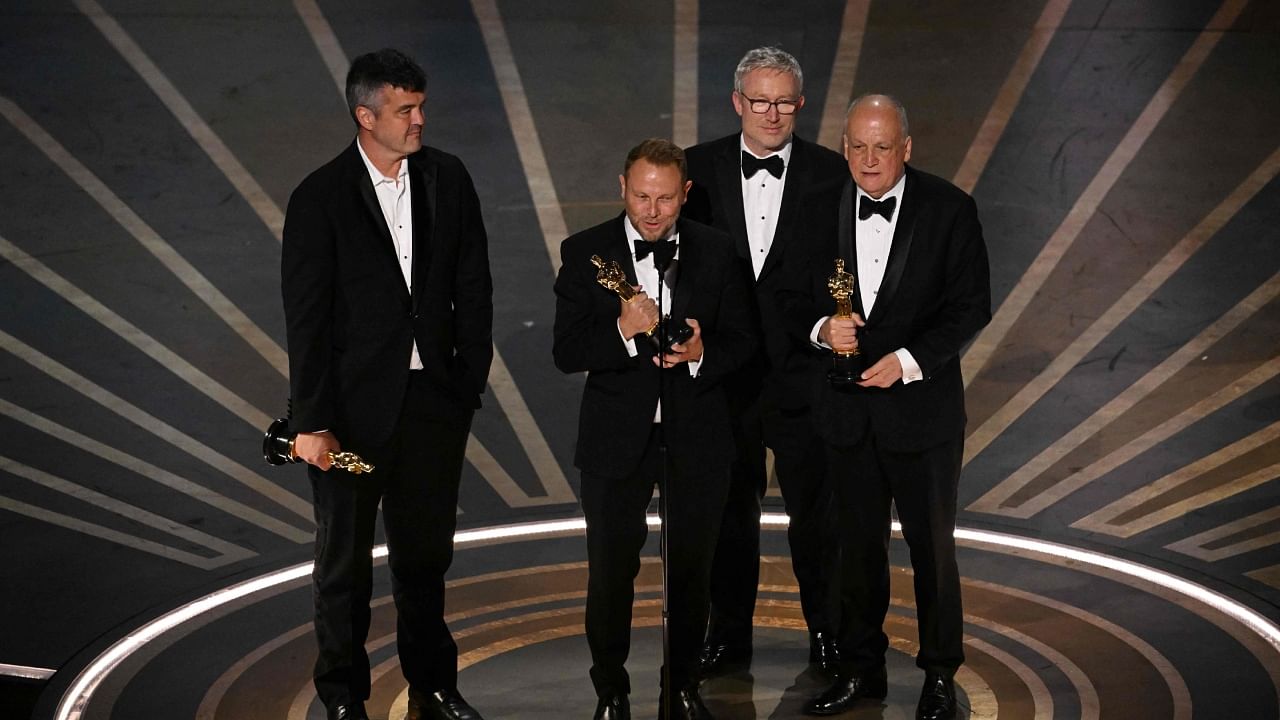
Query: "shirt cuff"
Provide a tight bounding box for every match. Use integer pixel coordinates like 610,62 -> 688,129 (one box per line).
809,317 -> 831,349
688,353 -> 702,377
896,348 -> 924,384
618,319 -> 638,357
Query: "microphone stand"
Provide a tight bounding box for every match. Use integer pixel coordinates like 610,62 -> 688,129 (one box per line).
653,248 -> 674,720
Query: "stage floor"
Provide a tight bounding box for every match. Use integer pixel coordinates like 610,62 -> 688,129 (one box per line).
43,524 -> 1280,719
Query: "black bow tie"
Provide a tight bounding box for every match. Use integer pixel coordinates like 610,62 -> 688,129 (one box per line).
634,238 -> 678,270
741,151 -> 784,179
858,195 -> 897,222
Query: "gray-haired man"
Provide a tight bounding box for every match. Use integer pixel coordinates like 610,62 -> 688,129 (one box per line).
683,46 -> 848,677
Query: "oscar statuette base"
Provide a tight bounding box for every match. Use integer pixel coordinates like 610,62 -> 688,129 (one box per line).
827,351 -> 864,387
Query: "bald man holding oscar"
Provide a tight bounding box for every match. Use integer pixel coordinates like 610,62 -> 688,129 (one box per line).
779,95 -> 991,720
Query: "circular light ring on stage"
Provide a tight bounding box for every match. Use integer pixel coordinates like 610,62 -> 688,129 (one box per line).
55,515 -> 1280,719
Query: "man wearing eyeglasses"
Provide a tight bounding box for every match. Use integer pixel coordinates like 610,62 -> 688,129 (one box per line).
684,46 -> 848,678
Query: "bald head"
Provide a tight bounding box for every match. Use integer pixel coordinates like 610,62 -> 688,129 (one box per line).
843,94 -> 912,199
847,94 -> 908,136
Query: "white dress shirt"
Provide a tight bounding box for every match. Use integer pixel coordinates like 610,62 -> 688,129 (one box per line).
357,138 -> 423,370
855,177 -> 903,317
740,136 -> 793,279
811,174 -> 923,383
617,220 -> 701,421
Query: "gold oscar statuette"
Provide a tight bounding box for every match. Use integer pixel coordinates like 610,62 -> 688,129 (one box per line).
323,450 -> 374,475
827,258 -> 864,385
592,255 -> 659,337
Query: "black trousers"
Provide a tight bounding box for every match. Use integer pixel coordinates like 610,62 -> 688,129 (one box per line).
580,425 -> 731,697
828,431 -> 965,676
706,394 -> 839,645
310,372 -> 473,708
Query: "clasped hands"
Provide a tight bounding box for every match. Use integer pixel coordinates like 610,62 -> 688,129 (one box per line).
618,286 -> 703,368
818,314 -> 903,388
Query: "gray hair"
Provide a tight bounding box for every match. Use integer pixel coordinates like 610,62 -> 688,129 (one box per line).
847,93 -> 910,137
345,48 -> 427,124
733,46 -> 803,94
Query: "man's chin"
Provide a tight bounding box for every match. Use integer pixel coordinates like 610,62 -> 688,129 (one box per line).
857,175 -> 885,194
752,132 -> 788,152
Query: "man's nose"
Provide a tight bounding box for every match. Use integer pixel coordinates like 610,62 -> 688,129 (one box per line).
411,107 -> 425,125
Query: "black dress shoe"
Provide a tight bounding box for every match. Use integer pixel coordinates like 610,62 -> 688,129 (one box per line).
808,632 -> 841,673
592,694 -> 630,720
697,639 -> 751,676
804,668 -> 888,716
658,685 -> 715,720
916,672 -> 957,720
326,703 -> 369,720
407,688 -> 484,720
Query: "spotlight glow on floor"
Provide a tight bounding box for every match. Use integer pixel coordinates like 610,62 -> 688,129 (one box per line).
54,515 -> 1280,719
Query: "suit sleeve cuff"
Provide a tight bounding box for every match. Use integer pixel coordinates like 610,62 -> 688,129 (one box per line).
810,317 -> 831,349
618,319 -> 638,357
896,348 -> 924,384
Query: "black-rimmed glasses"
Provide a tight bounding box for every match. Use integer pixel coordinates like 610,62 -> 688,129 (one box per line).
741,95 -> 799,115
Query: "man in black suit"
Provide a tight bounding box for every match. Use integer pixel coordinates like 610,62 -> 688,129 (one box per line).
683,46 -> 848,675
780,95 -> 990,720
282,48 -> 493,720
553,138 -> 756,720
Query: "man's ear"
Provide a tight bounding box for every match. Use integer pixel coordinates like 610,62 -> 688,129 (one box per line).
355,105 -> 376,131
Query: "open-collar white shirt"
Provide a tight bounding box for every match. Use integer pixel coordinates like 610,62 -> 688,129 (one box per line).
357,137 -> 422,370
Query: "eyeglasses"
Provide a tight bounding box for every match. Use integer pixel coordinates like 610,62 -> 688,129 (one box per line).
740,94 -> 799,115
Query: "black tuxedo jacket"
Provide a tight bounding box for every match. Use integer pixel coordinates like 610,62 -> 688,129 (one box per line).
684,134 -> 848,409
779,166 -> 991,452
552,215 -> 757,479
282,141 -> 494,449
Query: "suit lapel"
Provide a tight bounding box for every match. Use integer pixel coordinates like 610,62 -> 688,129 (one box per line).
349,143 -> 410,309
669,221 -> 699,321
836,181 -> 868,320
409,152 -> 436,314
715,139 -> 750,259
608,214 -> 639,288
868,168 -> 918,325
